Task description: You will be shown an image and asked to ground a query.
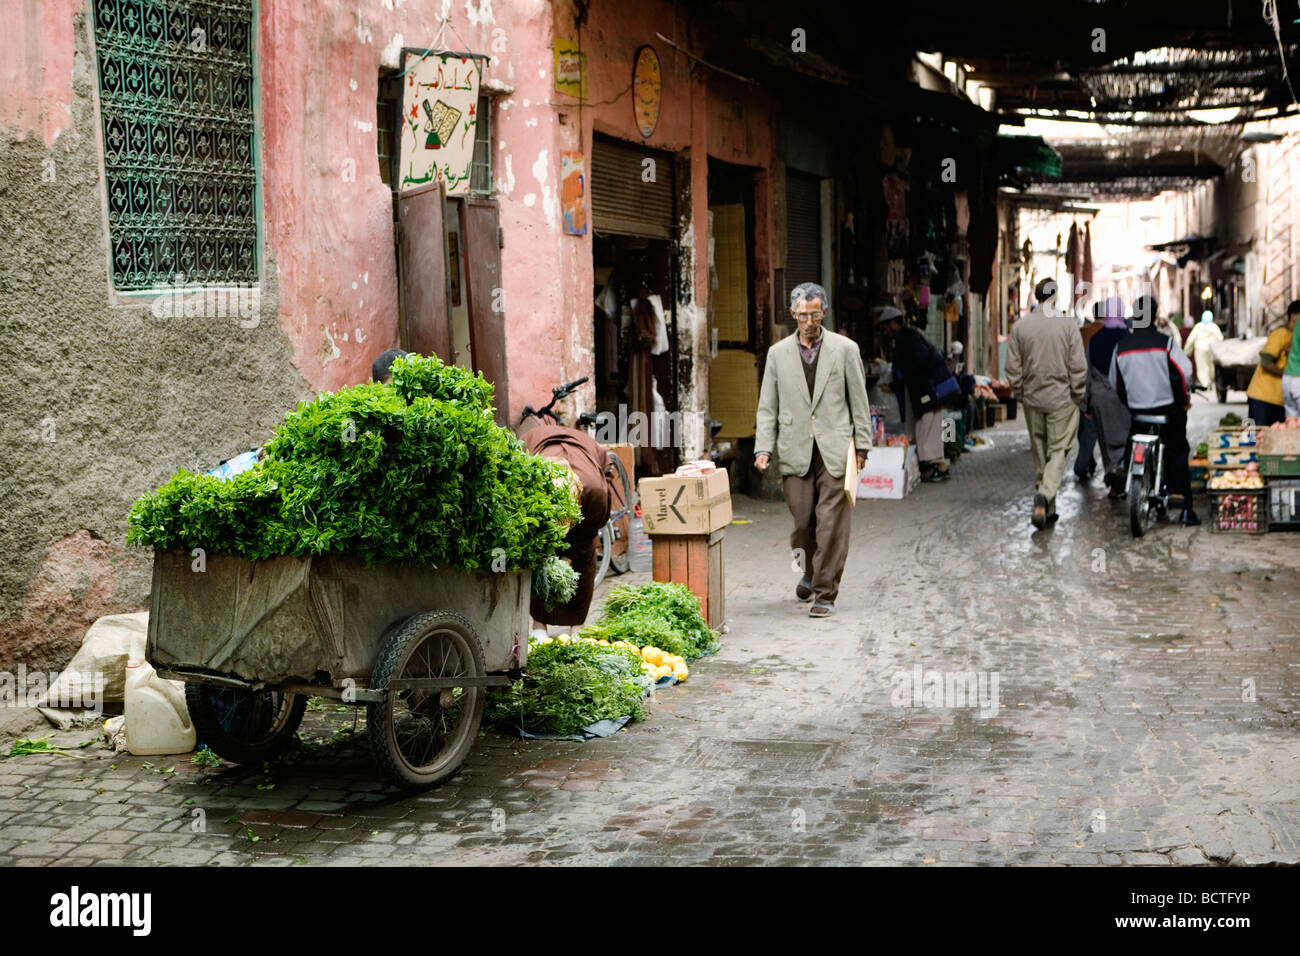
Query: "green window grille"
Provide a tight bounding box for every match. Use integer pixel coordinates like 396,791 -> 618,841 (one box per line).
92,0 -> 259,291
469,95 -> 491,196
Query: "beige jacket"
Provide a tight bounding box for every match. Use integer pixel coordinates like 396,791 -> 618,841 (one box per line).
1006,306 -> 1087,412
754,329 -> 873,479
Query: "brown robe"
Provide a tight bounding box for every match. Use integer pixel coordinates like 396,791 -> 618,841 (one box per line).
522,425 -> 611,625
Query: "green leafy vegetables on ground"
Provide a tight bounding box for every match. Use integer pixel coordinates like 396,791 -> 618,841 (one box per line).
485,581 -> 720,737
485,638 -> 646,736
126,353 -> 580,573
594,581 -> 721,661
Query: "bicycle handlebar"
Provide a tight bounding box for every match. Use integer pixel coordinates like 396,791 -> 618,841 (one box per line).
553,376 -> 589,397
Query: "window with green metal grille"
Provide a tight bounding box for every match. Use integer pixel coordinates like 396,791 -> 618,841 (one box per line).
92,0 -> 258,292
469,95 -> 491,196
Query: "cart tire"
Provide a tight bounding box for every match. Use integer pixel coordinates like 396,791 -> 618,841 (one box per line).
367,611 -> 486,789
184,684 -> 307,765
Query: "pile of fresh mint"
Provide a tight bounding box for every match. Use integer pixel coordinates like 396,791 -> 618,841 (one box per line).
127,353 -> 580,577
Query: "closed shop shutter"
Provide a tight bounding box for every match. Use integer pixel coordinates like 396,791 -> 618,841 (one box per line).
591,135 -> 675,238
785,170 -> 822,293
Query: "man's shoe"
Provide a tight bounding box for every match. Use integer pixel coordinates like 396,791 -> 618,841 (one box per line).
1046,512 -> 1060,524
809,602 -> 835,618
1181,508 -> 1202,527
795,577 -> 813,602
1031,493 -> 1048,529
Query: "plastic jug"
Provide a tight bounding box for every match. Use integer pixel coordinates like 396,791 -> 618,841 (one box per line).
124,660 -> 196,755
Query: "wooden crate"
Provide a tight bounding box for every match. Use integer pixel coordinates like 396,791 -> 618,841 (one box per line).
650,528 -> 725,629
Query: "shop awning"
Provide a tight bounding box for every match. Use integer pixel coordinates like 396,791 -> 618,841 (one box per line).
1146,234 -> 1218,268
996,134 -> 1063,179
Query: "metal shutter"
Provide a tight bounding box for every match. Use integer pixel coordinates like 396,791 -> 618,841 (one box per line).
785,170 -> 822,293
591,135 -> 675,238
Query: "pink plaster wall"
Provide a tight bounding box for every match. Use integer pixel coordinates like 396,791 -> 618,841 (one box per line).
259,0 -> 557,395
0,0 -> 80,146
528,0 -> 778,440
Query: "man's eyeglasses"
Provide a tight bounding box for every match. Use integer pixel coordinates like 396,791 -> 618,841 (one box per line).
793,310 -> 825,321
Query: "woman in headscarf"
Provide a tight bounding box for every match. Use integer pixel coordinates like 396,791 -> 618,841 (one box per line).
1182,310 -> 1223,390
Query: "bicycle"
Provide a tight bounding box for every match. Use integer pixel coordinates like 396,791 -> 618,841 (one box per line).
1126,413 -> 1171,537
519,377 -> 634,588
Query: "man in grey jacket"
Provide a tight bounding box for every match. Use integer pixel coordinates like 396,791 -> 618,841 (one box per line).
754,283 -> 873,617
1006,278 -> 1088,529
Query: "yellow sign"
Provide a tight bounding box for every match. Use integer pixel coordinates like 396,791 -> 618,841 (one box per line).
553,38 -> 587,98
633,45 -> 661,138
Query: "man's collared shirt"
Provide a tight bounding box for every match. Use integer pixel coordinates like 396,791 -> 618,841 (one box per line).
797,327 -> 825,365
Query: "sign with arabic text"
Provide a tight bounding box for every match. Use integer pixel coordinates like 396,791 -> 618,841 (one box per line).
399,50 -> 482,195
553,38 -> 587,98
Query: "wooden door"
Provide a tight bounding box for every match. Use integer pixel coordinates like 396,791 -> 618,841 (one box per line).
397,181 -> 452,361
459,198 -> 510,426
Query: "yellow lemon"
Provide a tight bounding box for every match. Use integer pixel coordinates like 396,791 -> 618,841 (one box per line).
533,636 -> 553,646
641,646 -> 664,666
597,640 -> 610,646
673,662 -> 689,681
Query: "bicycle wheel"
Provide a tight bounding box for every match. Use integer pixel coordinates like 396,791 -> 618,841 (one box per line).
592,524 -> 614,589
1128,459 -> 1151,538
605,452 -> 632,574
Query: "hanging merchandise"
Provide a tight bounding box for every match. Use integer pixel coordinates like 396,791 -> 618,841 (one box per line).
632,294 -> 670,356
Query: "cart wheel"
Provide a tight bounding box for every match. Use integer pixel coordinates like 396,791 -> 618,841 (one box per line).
185,684 -> 307,765
366,611 -> 486,789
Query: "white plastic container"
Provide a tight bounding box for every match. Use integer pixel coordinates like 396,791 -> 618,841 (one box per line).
124,660 -> 196,756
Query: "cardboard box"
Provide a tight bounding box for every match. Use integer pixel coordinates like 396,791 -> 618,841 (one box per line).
640,469 -> 732,535
1260,428 -> 1300,455
857,447 -> 920,500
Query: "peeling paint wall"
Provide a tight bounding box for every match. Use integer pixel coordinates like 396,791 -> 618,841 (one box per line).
0,8 -> 308,666
0,0 -> 779,661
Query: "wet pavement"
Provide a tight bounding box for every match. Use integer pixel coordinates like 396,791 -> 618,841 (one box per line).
2,399 -> 1298,866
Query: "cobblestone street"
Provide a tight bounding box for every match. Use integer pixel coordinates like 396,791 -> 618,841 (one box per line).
2,404 -> 1297,867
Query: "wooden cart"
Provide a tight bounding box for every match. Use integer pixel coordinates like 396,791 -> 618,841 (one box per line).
146,549 -> 531,789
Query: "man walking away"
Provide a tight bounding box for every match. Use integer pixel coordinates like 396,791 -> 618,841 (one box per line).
1110,295 -> 1199,526
755,282 -> 873,618
1006,278 -> 1088,529
1246,301 -> 1298,427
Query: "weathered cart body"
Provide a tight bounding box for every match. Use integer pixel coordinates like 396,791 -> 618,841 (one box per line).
147,549 -> 532,788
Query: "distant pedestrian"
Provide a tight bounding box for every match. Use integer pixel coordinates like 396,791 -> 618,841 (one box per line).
1073,300 -> 1108,482
1006,278 -> 1088,529
880,307 -> 953,481
755,282 -> 873,618
1182,311 -> 1223,390
1085,296 -> 1133,495
1246,300 -> 1298,427
1283,306 -> 1300,420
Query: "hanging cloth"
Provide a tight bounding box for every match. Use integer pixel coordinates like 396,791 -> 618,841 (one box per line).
1082,221 -> 1094,291
1065,222 -> 1081,306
